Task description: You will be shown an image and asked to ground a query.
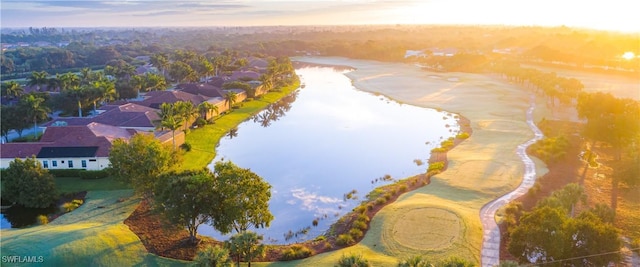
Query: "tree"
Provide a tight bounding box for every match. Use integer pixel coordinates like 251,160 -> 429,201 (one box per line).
0,105 -> 30,141
26,71 -> 49,91
211,161 -> 274,234
108,133 -> 180,197
198,102 -> 219,121
174,100 -> 198,131
194,245 -> 232,267
509,204 -> 623,266
225,231 -> 265,267
159,110 -> 183,150
1,157 -> 57,208
551,183 -> 587,217
564,212 -> 622,266
1,81 -> 24,100
150,53 -> 169,77
169,61 -> 195,83
508,206 -> 568,264
154,170 -> 218,244
18,93 -> 50,138
224,91 -> 238,111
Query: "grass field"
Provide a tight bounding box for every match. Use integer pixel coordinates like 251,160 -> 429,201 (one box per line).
0,190 -> 187,266
55,176 -> 131,194
180,83 -> 300,171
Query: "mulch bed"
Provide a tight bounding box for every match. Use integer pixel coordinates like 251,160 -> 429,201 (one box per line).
123,114 -> 474,263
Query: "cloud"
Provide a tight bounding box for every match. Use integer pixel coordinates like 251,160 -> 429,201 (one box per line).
290,187 -> 342,216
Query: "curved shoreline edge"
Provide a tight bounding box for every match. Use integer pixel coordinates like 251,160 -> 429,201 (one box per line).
479,95 -> 544,267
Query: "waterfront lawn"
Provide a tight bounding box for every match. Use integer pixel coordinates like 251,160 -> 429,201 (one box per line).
0,190 -> 186,266
55,176 -> 131,194
180,83 -> 299,171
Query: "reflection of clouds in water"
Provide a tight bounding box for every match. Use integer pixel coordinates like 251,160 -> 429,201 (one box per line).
290,188 -> 342,216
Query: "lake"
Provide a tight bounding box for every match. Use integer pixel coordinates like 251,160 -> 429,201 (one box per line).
199,66 -> 460,243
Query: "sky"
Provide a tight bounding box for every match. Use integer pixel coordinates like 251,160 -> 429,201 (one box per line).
1,0 -> 638,33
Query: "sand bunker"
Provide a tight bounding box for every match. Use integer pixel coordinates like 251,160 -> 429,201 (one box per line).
391,208 -> 462,250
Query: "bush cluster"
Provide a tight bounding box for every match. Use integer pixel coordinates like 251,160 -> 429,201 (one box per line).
280,244 -> 312,261
427,161 -> 446,173
79,170 -> 109,180
61,199 -> 84,213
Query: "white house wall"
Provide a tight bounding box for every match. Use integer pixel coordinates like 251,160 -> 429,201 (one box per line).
1,157 -> 109,170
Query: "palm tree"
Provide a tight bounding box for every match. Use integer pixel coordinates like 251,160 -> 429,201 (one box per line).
174,101 -> 198,131
65,86 -> 87,117
59,72 -> 80,91
130,75 -> 145,98
80,67 -> 92,85
150,53 -> 169,77
224,91 -> 238,111
2,81 -> 24,101
198,102 -> 218,121
26,71 -> 49,92
160,114 -> 183,150
19,94 -> 50,138
225,231 -> 265,267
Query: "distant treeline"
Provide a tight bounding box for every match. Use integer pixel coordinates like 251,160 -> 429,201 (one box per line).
2,25 -> 638,78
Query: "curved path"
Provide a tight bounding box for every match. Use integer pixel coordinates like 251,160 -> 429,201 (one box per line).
480,95 -> 544,267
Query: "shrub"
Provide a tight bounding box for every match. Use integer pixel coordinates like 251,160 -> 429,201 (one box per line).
193,245 -> 232,267
375,197 -> 387,205
439,256 -> 474,267
349,228 -> 364,240
61,199 -> 83,213
356,214 -> 370,223
428,162 -> 446,172
399,184 -> 408,192
336,254 -> 370,267
195,117 -> 207,127
354,205 -> 366,214
456,132 -> 470,139
398,255 -> 434,267
49,169 -> 83,178
314,235 -> 326,241
180,142 -> 192,152
336,234 -> 355,246
353,220 -> 368,231
79,170 -> 109,180
323,242 -> 333,250
383,192 -> 393,201
37,215 -> 49,225
280,244 -> 312,261
2,157 -> 58,208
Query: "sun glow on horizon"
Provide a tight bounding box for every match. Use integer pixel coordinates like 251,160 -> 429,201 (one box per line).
376,0 -> 639,33
622,52 -> 635,60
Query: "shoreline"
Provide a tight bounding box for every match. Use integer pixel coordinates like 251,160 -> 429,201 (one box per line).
290,56 -> 543,265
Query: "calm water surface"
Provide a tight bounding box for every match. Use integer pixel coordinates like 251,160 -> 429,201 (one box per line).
200,67 -> 459,243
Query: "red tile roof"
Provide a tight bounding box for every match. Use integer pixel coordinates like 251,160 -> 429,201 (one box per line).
177,83 -> 225,98
139,90 -> 207,109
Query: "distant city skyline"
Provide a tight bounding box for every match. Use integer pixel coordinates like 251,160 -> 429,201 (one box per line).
1,0 -> 638,33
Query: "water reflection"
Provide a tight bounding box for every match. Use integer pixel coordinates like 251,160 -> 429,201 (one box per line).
202,67 -> 459,243
252,90 -> 299,128
1,203 -> 56,229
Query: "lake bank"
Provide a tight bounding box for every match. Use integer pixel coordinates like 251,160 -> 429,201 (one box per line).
284,56 -> 549,265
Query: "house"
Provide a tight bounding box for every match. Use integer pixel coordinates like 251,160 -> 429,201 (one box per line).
139,90 -> 209,109
0,122 -> 181,170
45,103 -> 160,131
228,70 -> 261,81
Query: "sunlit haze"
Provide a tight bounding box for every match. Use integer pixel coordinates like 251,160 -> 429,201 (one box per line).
1,0 -> 638,32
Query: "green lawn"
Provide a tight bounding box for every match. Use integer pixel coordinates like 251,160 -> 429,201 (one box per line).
55,176 -> 131,194
0,190 -> 187,267
180,83 -> 300,170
